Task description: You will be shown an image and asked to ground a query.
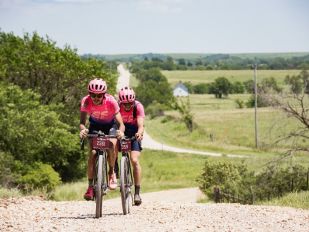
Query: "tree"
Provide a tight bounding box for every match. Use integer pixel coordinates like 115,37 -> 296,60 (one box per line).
273,70 -> 309,153
135,68 -> 174,108
0,83 -> 85,181
209,77 -> 232,98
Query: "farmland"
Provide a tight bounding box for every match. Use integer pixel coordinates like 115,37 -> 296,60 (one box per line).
162,69 -> 301,86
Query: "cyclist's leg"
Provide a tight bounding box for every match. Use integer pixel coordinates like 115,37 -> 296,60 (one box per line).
130,150 -> 141,186
106,122 -> 118,189
84,144 -> 96,200
107,139 -> 118,190
87,123 -> 98,181
130,140 -> 142,205
84,123 -> 97,200
87,148 -> 96,180
109,121 -> 119,178
107,138 -> 118,174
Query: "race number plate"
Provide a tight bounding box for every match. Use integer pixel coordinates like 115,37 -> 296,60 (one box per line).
92,137 -> 111,150
121,140 -> 131,152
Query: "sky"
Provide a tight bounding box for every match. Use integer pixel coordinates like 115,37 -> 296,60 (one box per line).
0,0 -> 308,55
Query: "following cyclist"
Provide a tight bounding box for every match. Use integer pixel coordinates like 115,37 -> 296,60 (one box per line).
118,86 -> 144,206
80,78 -> 125,201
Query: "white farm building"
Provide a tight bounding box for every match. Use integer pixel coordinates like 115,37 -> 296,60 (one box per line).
173,82 -> 189,97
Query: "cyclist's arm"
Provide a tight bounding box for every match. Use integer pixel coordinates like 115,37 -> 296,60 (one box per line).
136,117 -> 144,141
115,112 -> 125,135
80,111 -> 88,138
80,111 -> 88,131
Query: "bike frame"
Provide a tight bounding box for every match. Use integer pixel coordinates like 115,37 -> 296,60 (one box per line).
83,130 -> 116,218
119,137 -> 135,215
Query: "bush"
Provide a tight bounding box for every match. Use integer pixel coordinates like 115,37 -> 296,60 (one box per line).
246,94 -> 275,108
197,160 -> 255,201
235,99 -> 245,109
198,160 -> 309,204
17,162 -> 61,193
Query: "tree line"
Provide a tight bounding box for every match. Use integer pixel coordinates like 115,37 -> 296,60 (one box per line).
96,53 -> 309,71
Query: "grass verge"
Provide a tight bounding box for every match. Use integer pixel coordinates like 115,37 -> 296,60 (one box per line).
0,188 -> 22,198
260,191 -> 309,209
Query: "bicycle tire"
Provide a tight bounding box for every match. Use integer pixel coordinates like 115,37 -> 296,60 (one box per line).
95,154 -> 103,218
120,156 -> 132,215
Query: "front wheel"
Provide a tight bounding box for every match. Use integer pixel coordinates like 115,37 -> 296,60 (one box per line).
120,156 -> 132,215
95,154 -> 103,218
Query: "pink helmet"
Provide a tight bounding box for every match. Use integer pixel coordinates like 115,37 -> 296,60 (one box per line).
88,78 -> 107,94
118,86 -> 135,103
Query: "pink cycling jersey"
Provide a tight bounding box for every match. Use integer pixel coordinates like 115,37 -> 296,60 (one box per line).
119,100 -> 145,126
80,94 -> 120,124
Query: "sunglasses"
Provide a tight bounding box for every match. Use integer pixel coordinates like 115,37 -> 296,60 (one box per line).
90,93 -> 103,99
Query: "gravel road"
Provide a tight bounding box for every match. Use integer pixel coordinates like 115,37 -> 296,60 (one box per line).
1,188 -> 309,232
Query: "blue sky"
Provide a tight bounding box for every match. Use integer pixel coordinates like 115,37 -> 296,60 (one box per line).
0,0 -> 308,55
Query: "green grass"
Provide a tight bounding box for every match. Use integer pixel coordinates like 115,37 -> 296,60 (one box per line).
52,148 -> 284,202
0,188 -> 22,198
53,149 -> 211,201
162,70 -> 301,86
146,93 -> 308,154
189,93 -> 250,110
260,191 -> 309,209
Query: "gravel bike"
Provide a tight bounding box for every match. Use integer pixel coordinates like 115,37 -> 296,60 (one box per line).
81,130 -> 116,218
119,136 -> 135,215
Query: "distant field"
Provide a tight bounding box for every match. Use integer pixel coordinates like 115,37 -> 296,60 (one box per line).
162,70 -> 301,86
146,93 -> 309,154
188,94 -> 250,110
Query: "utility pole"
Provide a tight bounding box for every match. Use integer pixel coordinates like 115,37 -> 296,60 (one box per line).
254,64 -> 258,148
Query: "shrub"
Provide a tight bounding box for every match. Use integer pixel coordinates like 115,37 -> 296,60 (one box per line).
235,99 -> 245,108
197,160 -> 255,200
17,162 -> 61,193
198,160 -> 309,204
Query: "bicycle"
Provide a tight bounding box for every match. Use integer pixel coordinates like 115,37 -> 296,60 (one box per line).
119,136 -> 135,215
81,130 -> 117,218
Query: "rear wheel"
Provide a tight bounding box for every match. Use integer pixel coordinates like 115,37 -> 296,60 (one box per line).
95,154 -> 103,218
120,156 -> 132,215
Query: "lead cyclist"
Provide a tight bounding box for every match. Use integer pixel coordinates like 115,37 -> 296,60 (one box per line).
79,78 -> 125,201
118,86 -> 145,206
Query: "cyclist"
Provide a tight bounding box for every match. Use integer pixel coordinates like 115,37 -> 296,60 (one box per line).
80,78 -> 125,201
118,86 -> 145,206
